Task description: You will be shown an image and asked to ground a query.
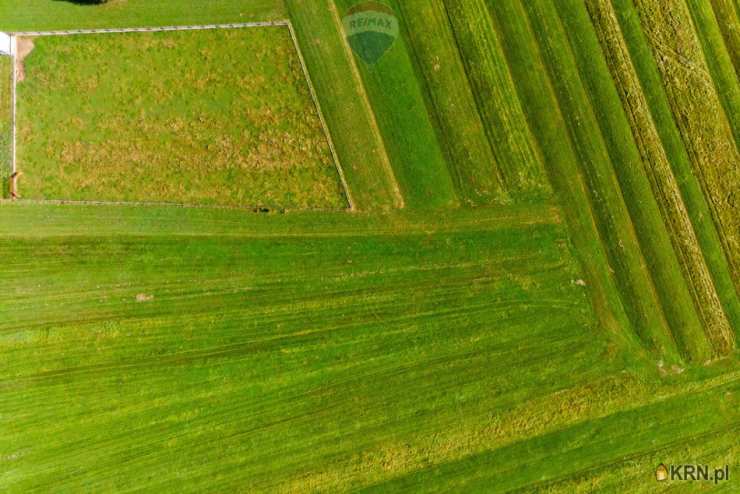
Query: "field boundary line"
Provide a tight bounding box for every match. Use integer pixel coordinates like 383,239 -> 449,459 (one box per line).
327,0 -> 405,209
8,21 -> 289,37
286,20 -> 355,211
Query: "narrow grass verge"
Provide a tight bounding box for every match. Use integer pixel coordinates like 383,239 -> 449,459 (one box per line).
332,0 -> 459,210
286,0 -> 402,211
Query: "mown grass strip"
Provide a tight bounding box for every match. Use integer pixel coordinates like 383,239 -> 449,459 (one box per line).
686,0 -> 740,148
0,0 -> 286,31
0,56 -> 10,198
587,0 -> 737,356
553,0 -> 718,359
629,0 -> 740,296
286,0 -> 402,211
474,0 -> 647,361
395,0 -> 505,206
332,0 -> 458,210
362,376 -> 740,492
507,0 -> 684,361
443,0 -> 551,200
710,0 -> 740,77
610,0 -> 740,343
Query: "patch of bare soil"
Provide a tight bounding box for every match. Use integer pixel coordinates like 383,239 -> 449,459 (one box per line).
15,37 -> 35,82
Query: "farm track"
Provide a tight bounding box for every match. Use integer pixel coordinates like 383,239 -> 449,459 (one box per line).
587,0 -> 738,356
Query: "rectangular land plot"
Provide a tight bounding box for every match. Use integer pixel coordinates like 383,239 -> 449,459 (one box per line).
15,26 -> 348,209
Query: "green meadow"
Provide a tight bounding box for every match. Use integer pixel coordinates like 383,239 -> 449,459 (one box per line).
16,27 -> 346,209
1,0 -> 738,492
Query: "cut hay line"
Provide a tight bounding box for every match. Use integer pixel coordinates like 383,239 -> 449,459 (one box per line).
552,0 -> 713,361
710,0 -> 740,77
587,0 -> 736,355
518,0 -> 684,361
480,0 -> 647,361
395,0 -> 506,206
443,0 -> 550,199
631,0 -> 740,295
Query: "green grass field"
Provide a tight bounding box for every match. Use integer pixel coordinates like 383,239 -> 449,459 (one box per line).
1,0 -> 739,492
16,27 -> 346,209
0,0 -> 286,31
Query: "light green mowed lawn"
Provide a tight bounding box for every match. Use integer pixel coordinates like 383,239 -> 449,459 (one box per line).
16,27 -> 347,209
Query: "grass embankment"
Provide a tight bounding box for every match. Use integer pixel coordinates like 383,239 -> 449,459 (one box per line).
0,203 -> 629,492
477,0 -> 645,360
686,0 -> 740,147
711,0 -> 740,76
16,27 -> 346,209
630,0 -> 740,296
0,0 -> 285,31
587,0 -> 737,357
0,56 -> 10,198
443,0 -> 550,200
551,0 -> 717,360
505,0 -> 683,361
332,0 -> 458,210
285,0 -> 401,211
395,0 -> 504,206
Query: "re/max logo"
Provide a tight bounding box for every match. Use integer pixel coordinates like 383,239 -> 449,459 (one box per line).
666,464 -> 730,483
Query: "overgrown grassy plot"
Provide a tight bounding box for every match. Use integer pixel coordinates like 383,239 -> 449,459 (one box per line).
586,0 -> 739,355
549,0 -> 720,359
394,0 -> 505,206
0,204 -> 622,492
0,0 -> 286,31
0,56 -> 10,197
16,27 -> 347,209
332,0 -> 459,210
443,0 -> 551,200
285,0 -> 402,211
629,0 -> 740,296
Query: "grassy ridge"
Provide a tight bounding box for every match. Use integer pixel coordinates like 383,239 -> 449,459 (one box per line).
630,0 -> 740,296
0,204 -> 619,492
17,28 -> 345,209
515,0 -> 684,360
286,0 -> 402,211
610,0 -> 740,343
479,0 -> 646,360
443,0 -> 551,200
396,0 -> 504,206
332,0 -> 459,210
554,0 -> 719,358
0,0 -> 285,31
587,0 -> 738,356
0,56 -> 10,197
711,0 -> 740,77
686,0 -> 740,148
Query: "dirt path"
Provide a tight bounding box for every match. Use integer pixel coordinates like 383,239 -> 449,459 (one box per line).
15,37 -> 34,82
